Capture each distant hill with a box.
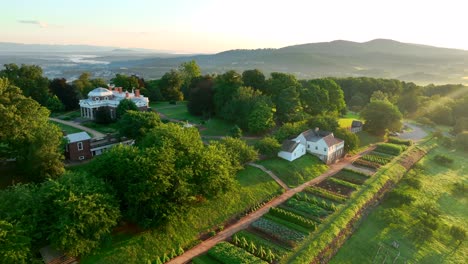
[119,39,468,84]
[0,42,165,53]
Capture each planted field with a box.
[304,186,347,203]
[251,218,306,248]
[332,169,370,185]
[80,166,282,264]
[374,143,405,156]
[258,155,328,188]
[285,198,330,218]
[234,230,291,259]
[316,178,357,197]
[387,136,413,146]
[331,147,468,264]
[207,242,267,264]
[352,158,380,170]
[360,152,393,165]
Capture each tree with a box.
[42,173,120,256]
[309,78,346,114]
[230,125,243,138]
[214,137,258,168]
[455,131,468,152]
[361,100,403,135]
[449,225,466,245]
[334,128,359,152]
[111,74,140,91]
[145,79,164,102]
[116,99,138,119]
[46,95,64,113]
[118,110,161,141]
[160,70,184,102]
[453,117,468,135]
[248,99,275,134]
[179,60,201,97]
[213,70,243,114]
[300,81,329,115]
[0,78,64,180]
[0,220,31,264]
[307,115,339,132]
[242,69,266,90]
[187,75,215,116]
[0,63,50,105]
[265,72,302,123]
[49,78,80,110]
[255,137,281,158]
[95,107,113,124]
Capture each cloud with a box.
[18,20,49,28]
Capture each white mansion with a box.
[79,86,149,119]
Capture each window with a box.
[104,96,108,100]
[324,147,327,151]
[307,144,310,148]
[315,146,318,150]
[78,156,85,160]
[77,142,83,151]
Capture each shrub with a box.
[449,225,466,244]
[374,143,403,155]
[254,137,281,158]
[208,241,267,264]
[433,154,454,166]
[387,189,415,206]
[230,125,243,138]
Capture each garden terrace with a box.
[331,169,370,185]
[316,178,358,197]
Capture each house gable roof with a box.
[281,140,300,153]
[66,132,91,143]
[322,134,344,147]
[300,129,332,142]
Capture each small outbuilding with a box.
[278,139,306,162]
[350,120,363,133]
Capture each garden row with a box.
[192,169,370,263]
[353,140,412,170]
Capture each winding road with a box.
[167,146,376,264]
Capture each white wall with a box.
[278,144,306,162]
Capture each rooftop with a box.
[66,132,91,143]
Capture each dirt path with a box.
[49,118,105,139]
[167,146,376,264]
[399,122,427,142]
[248,163,290,190]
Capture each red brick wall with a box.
[66,140,92,161]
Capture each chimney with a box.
[314,127,319,135]
[135,89,140,97]
[125,91,129,98]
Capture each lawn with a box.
[258,155,328,188]
[356,131,384,149]
[81,166,283,264]
[81,121,119,134]
[330,147,468,264]
[50,121,84,135]
[339,112,361,128]
[200,118,234,136]
[51,110,81,120]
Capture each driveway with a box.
[49,118,105,139]
[399,122,427,142]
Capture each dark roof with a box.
[351,120,363,127]
[300,129,332,142]
[281,140,300,152]
[322,134,344,147]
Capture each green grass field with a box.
[330,147,468,264]
[339,112,361,128]
[258,155,328,188]
[81,121,119,134]
[50,121,84,135]
[81,166,283,264]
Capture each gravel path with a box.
[49,118,105,139]
[167,146,376,264]
[399,123,427,142]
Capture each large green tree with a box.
[265,72,302,123]
[0,78,64,180]
[42,173,120,256]
[300,80,329,115]
[49,78,80,110]
[179,60,201,97]
[242,69,266,90]
[309,78,346,114]
[0,64,50,105]
[117,110,161,141]
[361,100,403,135]
[187,75,215,116]
[0,220,31,264]
[213,70,243,114]
[111,74,140,91]
[159,70,184,102]
[116,99,138,119]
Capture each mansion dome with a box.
[88,87,113,97]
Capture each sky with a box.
[1,0,467,53]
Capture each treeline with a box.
[0,108,259,263]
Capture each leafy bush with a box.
[304,186,347,203]
[254,137,281,158]
[374,143,404,155]
[208,242,267,264]
[433,154,454,166]
[251,218,306,247]
[387,137,413,146]
[269,207,317,229]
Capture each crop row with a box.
[251,218,305,247]
[208,242,267,264]
[304,186,347,203]
[293,193,338,211]
[387,137,413,146]
[374,143,404,156]
[269,207,317,229]
[231,234,278,263]
[285,198,329,218]
[235,230,290,258]
[353,159,381,170]
[360,154,392,165]
[328,177,359,190]
[332,170,370,185]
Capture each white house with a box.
[278,139,307,162]
[79,86,149,120]
[278,128,345,164]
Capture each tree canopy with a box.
[361,100,403,135]
[116,99,138,119]
[118,110,161,141]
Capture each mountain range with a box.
[0,39,467,84]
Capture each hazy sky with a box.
[1,0,466,53]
